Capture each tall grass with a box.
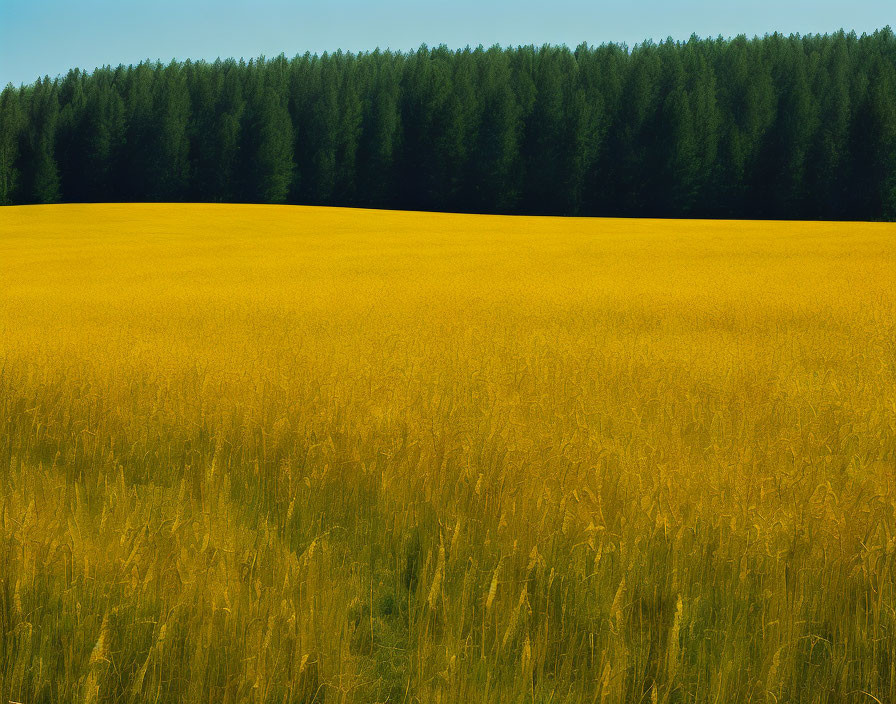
[1,203,894,703]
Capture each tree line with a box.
[1,29,895,219]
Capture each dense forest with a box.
[1,29,895,219]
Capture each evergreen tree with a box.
[334,53,363,204]
[213,61,245,202]
[521,47,569,214]
[660,84,698,214]
[871,29,896,219]
[684,39,721,215]
[565,44,604,216]
[20,77,61,204]
[241,62,294,204]
[471,48,520,213]
[853,37,896,219]
[652,41,697,215]
[3,35,895,220]
[808,31,851,218]
[120,63,156,200]
[614,43,661,215]
[756,36,818,218]
[56,69,88,202]
[397,45,459,211]
[583,43,625,215]
[0,85,22,205]
[188,60,223,201]
[441,47,479,210]
[84,71,126,202]
[356,51,401,208]
[302,54,340,204]
[153,62,191,199]
[716,36,775,216]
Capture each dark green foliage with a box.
[153,62,191,200]
[469,48,520,213]
[355,51,401,208]
[240,58,295,204]
[0,85,23,204]
[3,29,896,219]
[18,77,61,204]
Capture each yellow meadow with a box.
[1,203,894,702]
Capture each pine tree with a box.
[2,37,895,219]
[871,29,896,219]
[862,40,896,219]
[257,88,294,203]
[567,44,605,217]
[661,84,699,215]
[21,77,61,204]
[397,45,456,211]
[120,62,156,201]
[303,54,339,204]
[521,47,568,214]
[716,36,775,216]
[213,61,245,202]
[442,47,479,210]
[683,39,720,216]
[153,61,191,199]
[808,32,851,219]
[56,69,88,202]
[614,42,661,215]
[583,43,625,215]
[334,53,363,204]
[0,85,23,204]
[83,71,126,202]
[356,51,401,208]
[241,62,294,204]
[650,41,695,215]
[471,47,520,213]
[188,60,222,201]
[757,36,818,218]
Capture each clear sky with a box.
[1,0,893,87]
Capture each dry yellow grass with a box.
[0,203,894,703]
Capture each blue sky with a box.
[2,0,893,87]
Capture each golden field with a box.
[0,203,894,703]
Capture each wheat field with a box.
[1,203,894,703]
